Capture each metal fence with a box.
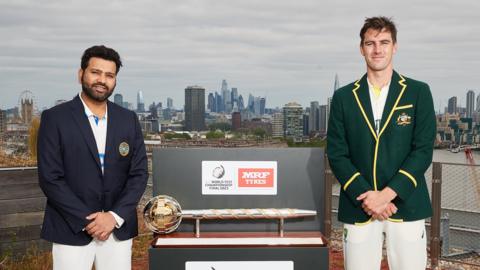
[434,163,480,259]
[325,160,480,269]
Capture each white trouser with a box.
[52,234,132,270]
[343,219,427,270]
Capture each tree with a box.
[206,130,225,139]
[253,128,267,139]
[208,123,231,132]
[163,133,191,140]
[28,117,41,159]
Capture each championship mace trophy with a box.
[143,195,318,238]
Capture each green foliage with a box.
[253,128,267,139]
[28,117,40,159]
[231,132,244,139]
[208,122,231,131]
[206,130,225,139]
[163,133,191,140]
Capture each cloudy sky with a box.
[0,0,479,111]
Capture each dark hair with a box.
[81,45,123,74]
[360,16,397,45]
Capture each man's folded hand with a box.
[85,212,116,241]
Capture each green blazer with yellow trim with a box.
[327,71,436,225]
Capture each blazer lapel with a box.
[352,74,377,140]
[104,101,117,173]
[69,95,102,170]
[378,71,407,137]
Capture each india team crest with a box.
[119,142,130,157]
[396,112,412,126]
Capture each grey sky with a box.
[0,0,479,111]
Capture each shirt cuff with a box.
[109,211,125,228]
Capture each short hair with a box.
[81,45,123,74]
[359,16,397,45]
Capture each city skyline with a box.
[1,1,479,110]
[2,80,480,114]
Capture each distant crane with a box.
[464,147,480,206]
[465,147,475,164]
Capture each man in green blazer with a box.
[327,16,436,270]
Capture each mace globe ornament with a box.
[143,195,183,234]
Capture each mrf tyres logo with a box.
[238,168,274,187]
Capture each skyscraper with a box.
[309,101,320,133]
[221,80,232,113]
[319,105,328,133]
[167,97,173,109]
[303,112,309,136]
[221,79,228,92]
[231,87,238,106]
[272,112,284,138]
[466,90,475,118]
[238,95,245,111]
[114,93,123,107]
[224,90,232,113]
[326,97,332,132]
[185,86,206,131]
[334,74,340,91]
[207,93,216,112]
[327,74,340,133]
[0,109,6,136]
[448,96,457,114]
[259,97,266,115]
[247,94,254,113]
[476,94,480,112]
[215,92,223,113]
[253,97,261,116]
[149,102,158,118]
[283,102,303,141]
[137,91,145,112]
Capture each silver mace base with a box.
[193,217,287,238]
[183,208,316,238]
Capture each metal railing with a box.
[324,160,480,269]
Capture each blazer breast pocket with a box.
[393,104,414,128]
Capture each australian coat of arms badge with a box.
[396,112,412,126]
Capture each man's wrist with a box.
[108,211,125,228]
[381,187,397,202]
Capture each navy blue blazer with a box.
[37,95,148,245]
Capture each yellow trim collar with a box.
[399,169,418,187]
[343,172,361,191]
[352,80,378,141]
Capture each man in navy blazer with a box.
[38,45,148,270]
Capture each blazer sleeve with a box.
[387,83,436,201]
[111,111,148,221]
[327,91,372,206]
[37,109,91,233]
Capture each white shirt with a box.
[78,93,124,228]
[367,79,391,135]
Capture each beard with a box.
[81,77,115,103]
